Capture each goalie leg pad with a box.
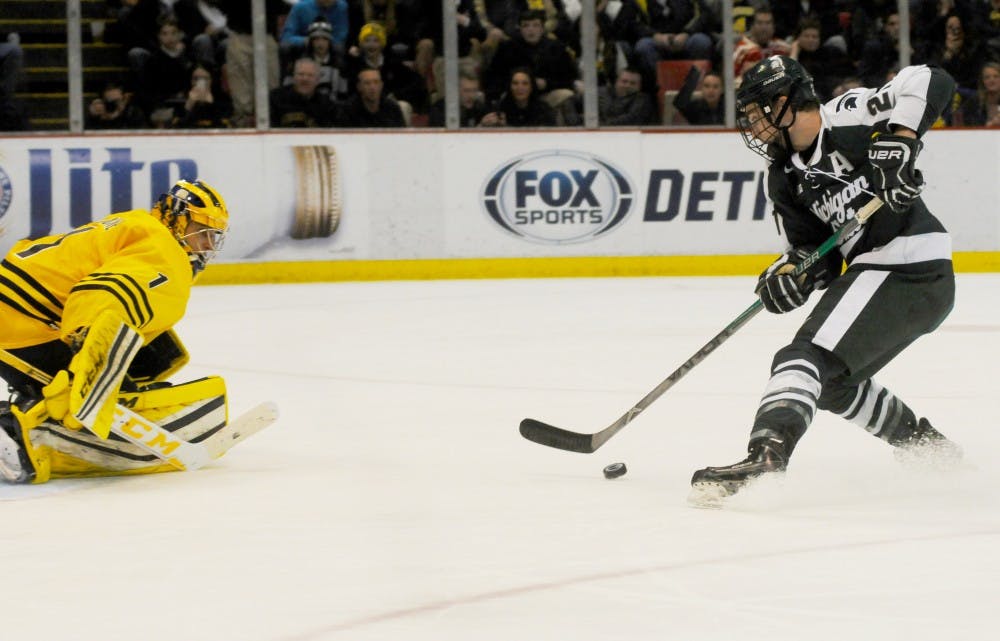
[32,377,228,478]
[119,376,228,441]
[68,310,144,438]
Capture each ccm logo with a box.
[118,414,182,456]
[869,149,904,160]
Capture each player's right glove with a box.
[755,247,835,314]
[868,133,924,213]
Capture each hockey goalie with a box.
[0,179,273,484]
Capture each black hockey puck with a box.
[603,462,627,479]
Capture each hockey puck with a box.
[603,462,627,479]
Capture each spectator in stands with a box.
[280,0,349,61]
[217,0,282,128]
[428,70,491,127]
[595,0,651,71]
[983,0,1000,58]
[916,10,988,92]
[480,66,557,127]
[384,0,428,64]
[770,0,845,50]
[549,0,585,55]
[483,10,578,121]
[171,63,232,128]
[270,57,339,127]
[172,0,229,70]
[957,61,1000,126]
[85,80,147,129]
[337,67,407,127]
[348,0,399,51]
[412,0,486,103]
[598,67,655,126]
[632,0,714,82]
[847,0,895,60]
[913,0,958,53]
[344,22,427,114]
[734,8,791,78]
[673,66,724,125]
[141,15,196,125]
[0,33,27,131]
[299,18,349,101]
[788,17,855,101]
[472,0,521,62]
[856,11,908,87]
[111,0,161,91]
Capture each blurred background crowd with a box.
[0,0,998,132]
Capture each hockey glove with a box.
[868,133,924,213]
[756,247,835,314]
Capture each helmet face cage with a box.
[737,95,793,163]
[157,179,229,269]
[736,56,817,163]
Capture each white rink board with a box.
[0,129,996,263]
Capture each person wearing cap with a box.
[344,21,426,115]
[302,18,348,100]
[280,0,349,60]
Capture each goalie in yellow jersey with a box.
[0,178,232,484]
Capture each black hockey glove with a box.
[756,247,834,314]
[868,133,924,213]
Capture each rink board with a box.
[0,129,996,281]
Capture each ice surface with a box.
[2,274,998,641]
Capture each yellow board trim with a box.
[197,252,1000,285]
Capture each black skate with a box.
[688,438,789,507]
[893,418,963,471]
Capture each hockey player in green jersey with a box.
[690,56,962,504]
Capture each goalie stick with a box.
[519,196,885,454]
[0,348,278,471]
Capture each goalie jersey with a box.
[0,210,194,350]
[768,65,955,273]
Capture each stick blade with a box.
[519,418,596,454]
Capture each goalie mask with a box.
[155,179,229,274]
[736,56,819,163]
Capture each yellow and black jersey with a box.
[0,210,193,349]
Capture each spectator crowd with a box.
[2,0,1000,130]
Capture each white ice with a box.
[2,274,998,641]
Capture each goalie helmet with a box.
[155,179,229,274]
[736,55,819,162]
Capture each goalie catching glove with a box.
[868,133,924,213]
[756,247,838,314]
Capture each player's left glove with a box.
[756,247,836,314]
[868,133,924,213]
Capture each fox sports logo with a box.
[481,150,634,244]
[0,165,11,222]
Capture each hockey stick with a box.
[0,348,278,470]
[520,196,885,454]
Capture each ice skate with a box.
[893,418,964,471]
[688,438,788,507]
[0,409,34,484]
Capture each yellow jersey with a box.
[0,210,193,349]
